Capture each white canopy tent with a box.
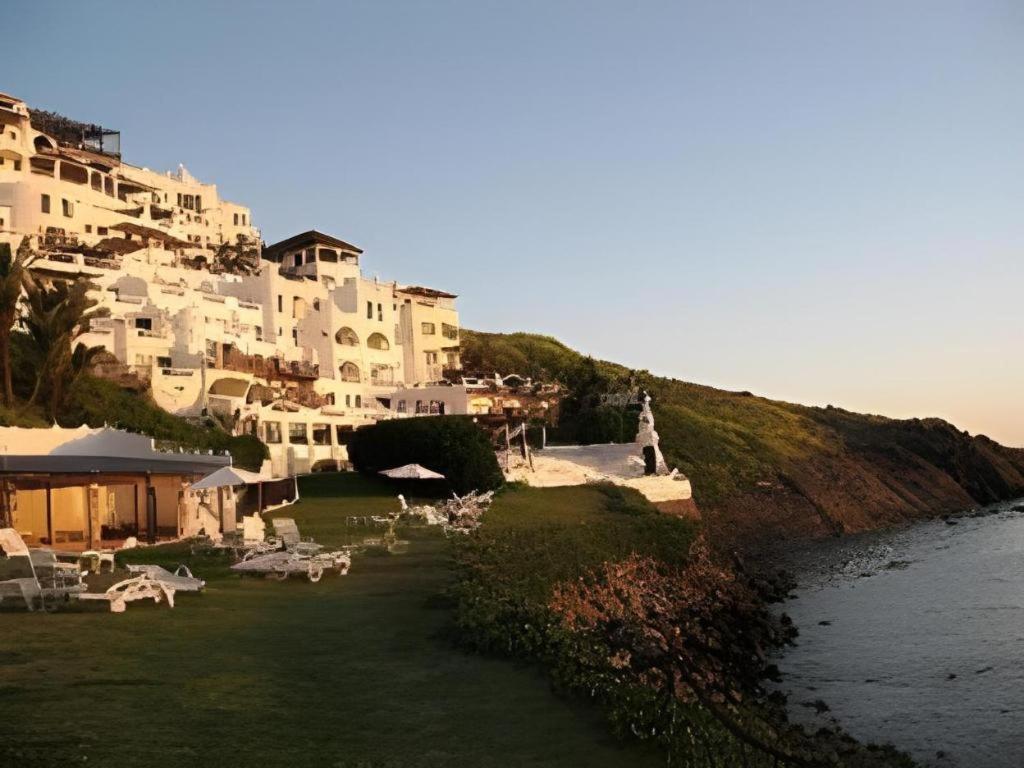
[379,464,446,480]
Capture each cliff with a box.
[461,330,1024,544]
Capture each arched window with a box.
[335,327,359,346]
[339,362,360,382]
[367,332,390,351]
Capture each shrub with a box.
[349,416,503,494]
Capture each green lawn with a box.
[0,474,659,768]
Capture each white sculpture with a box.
[636,392,668,475]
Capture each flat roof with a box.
[398,285,458,300]
[263,230,363,261]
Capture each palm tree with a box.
[0,237,39,407]
[212,234,260,275]
[22,277,108,420]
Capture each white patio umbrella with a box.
[190,465,272,490]
[190,466,280,515]
[379,464,446,480]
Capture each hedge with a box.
[348,416,503,495]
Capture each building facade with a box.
[0,91,464,475]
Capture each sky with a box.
[4,1,1023,445]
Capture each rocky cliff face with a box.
[462,330,1024,546]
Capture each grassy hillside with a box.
[462,330,1024,542]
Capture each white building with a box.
[0,91,466,476]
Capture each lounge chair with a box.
[271,518,323,556]
[125,564,205,592]
[231,549,350,582]
[79,573,176,613]
[0,530,87,611]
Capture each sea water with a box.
[773,499,1024,767]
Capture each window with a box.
[313,299,320,312]
[319,248,338,263]
[377,303,383,321]
[442,323,459,340]
[97,226,108,236]
[339,362,360,382]
[242,214,247,226]
[335,327,358,346]
[366,301,373,319]
[255,325,263,340]
[397,400,407,414]
[288,423,308,444]
[426,352,439,364]
[62,198,73,218]
[104,177,113,196]
[195,195,201,211]
[367,333,390,351]
[13,160,20,171]
[277,295,283,313]
[41,194,50,214]
[156,356,172,369]
[233,213,239,225]
[292,328,298,346]
[311,423,330,445]
[90,172,102,191]
[264,421,282,444]
[421,322,436,335]
[84,224,92,233]
[134,354,153,366]
[345,394,351,407]
[134,317,153,331]
[336,425,355,445]
[355,395,362,408]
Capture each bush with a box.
[349,416,503,495]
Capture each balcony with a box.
[276,358,320,381]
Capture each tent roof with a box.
[190,465,275,490]
[0,425,229,476]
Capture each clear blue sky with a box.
[5,1,1023,445]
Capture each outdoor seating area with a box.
[400,489,495,535]
[0,528,185,613]
[0,504,353,612]
[230,517,352,582]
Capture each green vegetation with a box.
[0,237,268,470]
[0,369,267,472]
[0,239,38,407]
[349,415,504,494]
[0,474,658,768]
[461,330,1024,533]
[451,483,916,767]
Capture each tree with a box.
[349,416,503,494]
[0,237,38,407]
[22,277,108,420]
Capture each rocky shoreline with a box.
[758,496,1024,767]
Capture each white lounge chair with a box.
[0,529,86,611]
[78,573,176,613]
[271,518,323,556]
[231,550,350,582]
[125,564,205,592]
